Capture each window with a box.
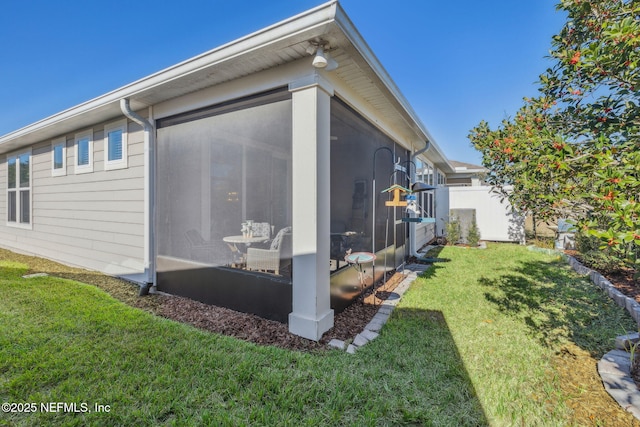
[417,187,434,219]
[74,129,93,174]
[52,137,67,176]
[426,192,434,218]
[104,120,128,170]
[416,163,435,218]
[7,150,31,228]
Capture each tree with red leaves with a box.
[469,0,639,271]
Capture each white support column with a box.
[288,74,334,341]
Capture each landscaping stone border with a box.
[527,245,640,420]
[328,263,431,353]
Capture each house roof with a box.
[0,1,453,173]
[450,160,487,173]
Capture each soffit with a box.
[0,0,452,173]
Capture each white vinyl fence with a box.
[448,186,524,243]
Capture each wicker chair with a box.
[185,229,221,263]
[251,222,271,239]
[246,226,291,275]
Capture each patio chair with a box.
[246,226,291,275]
[185,229,222,263]
[251,222,271,239]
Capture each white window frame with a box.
[51,137,67,176]
[417,162,435,218]
[6,149,33,229]
[74,129,94,174]
[104,119,128,171]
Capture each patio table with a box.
[223,235,269,251]
[223,235,269,268]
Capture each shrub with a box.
[579,250,624,275]
[467,218,481,247]
[575,232,601,253]
[446,217,461,245]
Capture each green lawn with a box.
[0,244,635,426]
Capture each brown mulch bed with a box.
[603,268,640,301]
[565,249,638,301]
[0,244,405,352]
[150,271,405,352]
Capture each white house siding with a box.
[0,120,145,275]
[414,223,436,249]
[435,186,450,238]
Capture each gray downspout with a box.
[409,141,430,258]
[120,98,156,296]
[411,141,430,163]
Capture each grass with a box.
[407,244,636,425]
[0,244,636,426]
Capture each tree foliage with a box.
[469,0,639,269]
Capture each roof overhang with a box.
[0,0,453,172]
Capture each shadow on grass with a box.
[374,306,489,426]
[480,258,635,357]
[413,260,446,280]
[417,245,452,263]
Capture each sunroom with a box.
[149,1,453,340]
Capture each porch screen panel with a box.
[329,98,409,265]
[156,95,292,274]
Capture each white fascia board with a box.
[0,1,340,153]
[332,3,454,172]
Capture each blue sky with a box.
[0,0,566,165]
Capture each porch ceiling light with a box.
[312,46,328,68]
[411,182,437,193]
[307,40,338,70]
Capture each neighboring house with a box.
[0,1,454,340]
[447,160,488,186]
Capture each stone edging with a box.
[527,245,640,420]
[599,349,640,419]
[327,264,430,353]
